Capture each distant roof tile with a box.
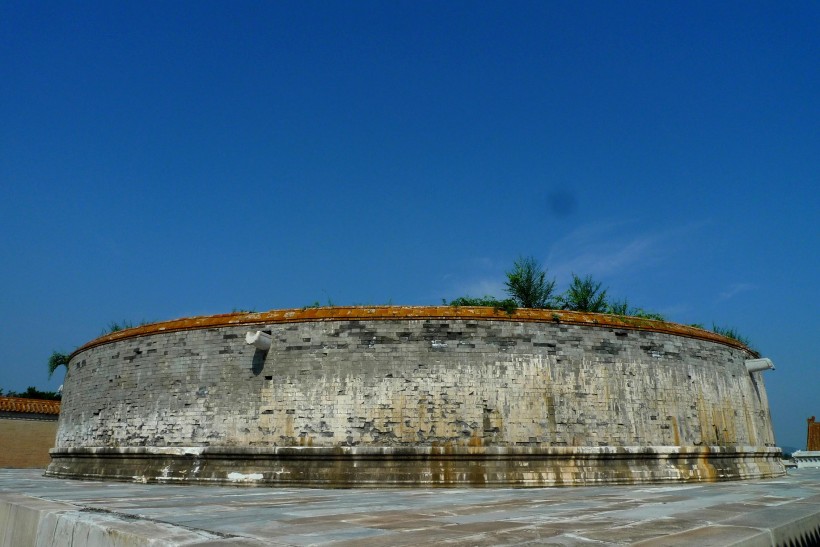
[0,396,61,415]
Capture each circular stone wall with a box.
[46,306,784,486]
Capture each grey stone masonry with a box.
[55,316,776,451]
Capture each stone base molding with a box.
[47,445,785,487]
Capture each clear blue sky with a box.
[1,2,817,452]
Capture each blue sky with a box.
[1,2,817,451]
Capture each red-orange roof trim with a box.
[69,306,757,359]
[0,396,61,415]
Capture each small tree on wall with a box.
[560,274,609,312]
[504,256,557,309]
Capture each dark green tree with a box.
[8,386,62,400]
[504,256,556,309]
[560,274,609,312]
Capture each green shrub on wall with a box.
[47,351,70,378]
[712,324,754,350]
[449,296,517,315]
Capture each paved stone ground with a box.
[2,469,820,546]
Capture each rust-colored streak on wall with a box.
[70,306,755,359]
[0,418,58,468]
[808,417,820,451]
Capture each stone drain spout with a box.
[245,331,272,351]
[745,358,775,373]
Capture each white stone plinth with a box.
[792,451,820,469]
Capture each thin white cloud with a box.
[455,278,507,299]
[545,220,705,284]
[439,257,508,301]
[655,303,692,318]
[718,283,756,301]
[468,256,496,270]
[439,220,708,304]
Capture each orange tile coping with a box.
[0,396,61,415]
[70,306,756,359]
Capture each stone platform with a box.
[2,468,819,546]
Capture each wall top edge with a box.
[69,306,756,359]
